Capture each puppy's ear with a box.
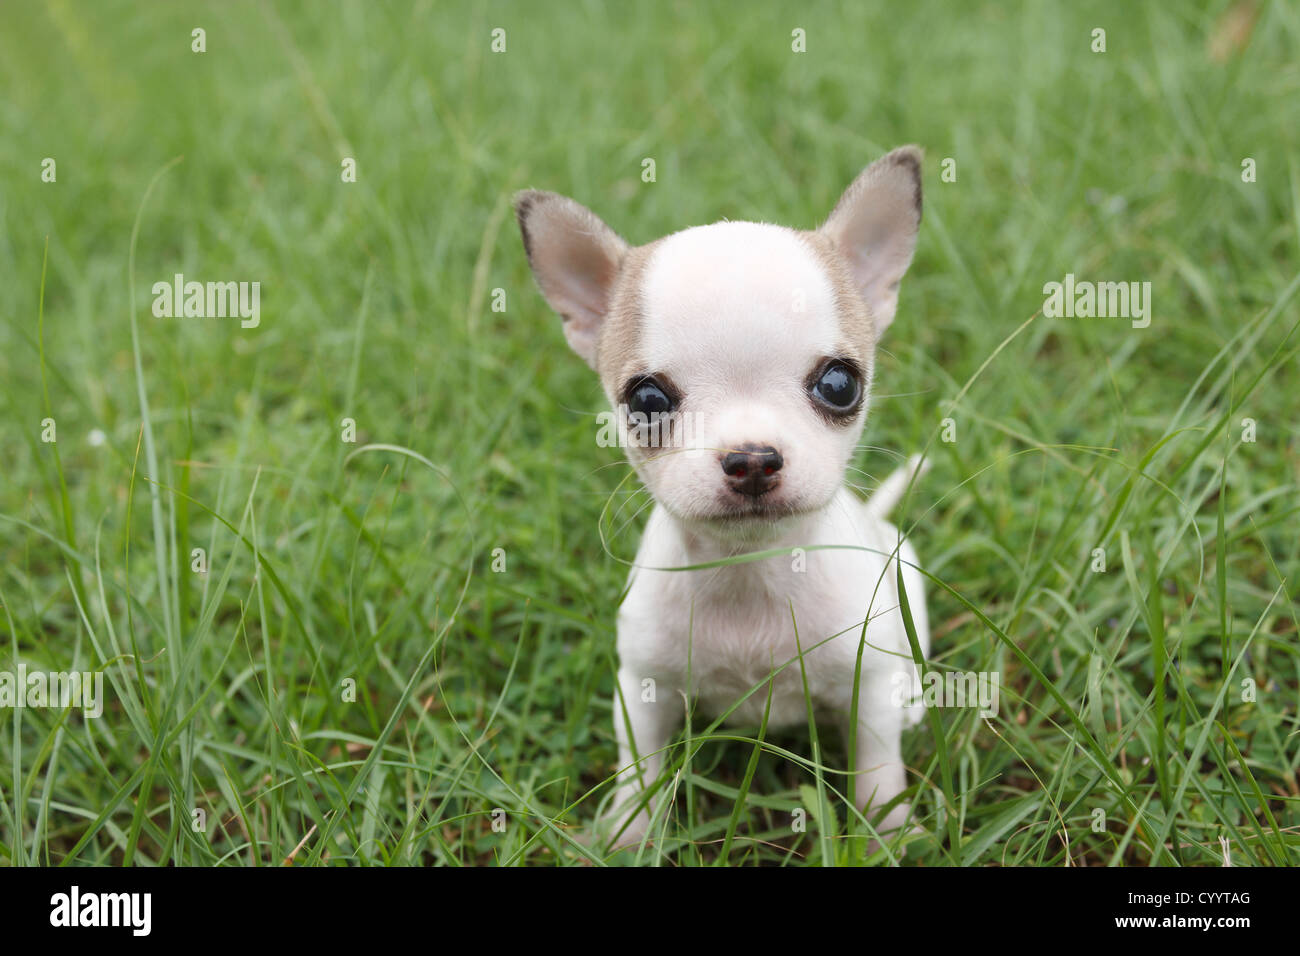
[819,146,922,333]
[515,190,628,368]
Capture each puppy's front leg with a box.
[852,670,914,834]
[606,666,682,847]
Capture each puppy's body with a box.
[516,147,930,846]
[614,488,928,843]
[621,489,927,729]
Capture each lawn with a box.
[1,0,1298,866]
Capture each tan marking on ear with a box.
[596,239,662,399]
[799,230,877,363]
[514,190,628,369]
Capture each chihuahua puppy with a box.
[515,146,929,847]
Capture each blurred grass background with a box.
[1,0,1298,865]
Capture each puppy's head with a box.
[516,147,922,541]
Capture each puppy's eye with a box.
[810,361,861,412]
[628,379,675,417]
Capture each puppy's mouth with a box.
[701,495,807,523]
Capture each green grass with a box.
[2,0,1298,866]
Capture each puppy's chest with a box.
[658,567,853,724]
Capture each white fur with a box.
[609,482,929,845]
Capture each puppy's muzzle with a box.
[720,444,783,497]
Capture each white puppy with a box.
[515,147,930,847]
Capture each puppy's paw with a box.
[597,797,655,851]
[861,802,926,858]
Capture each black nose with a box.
[721,444,783,497]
